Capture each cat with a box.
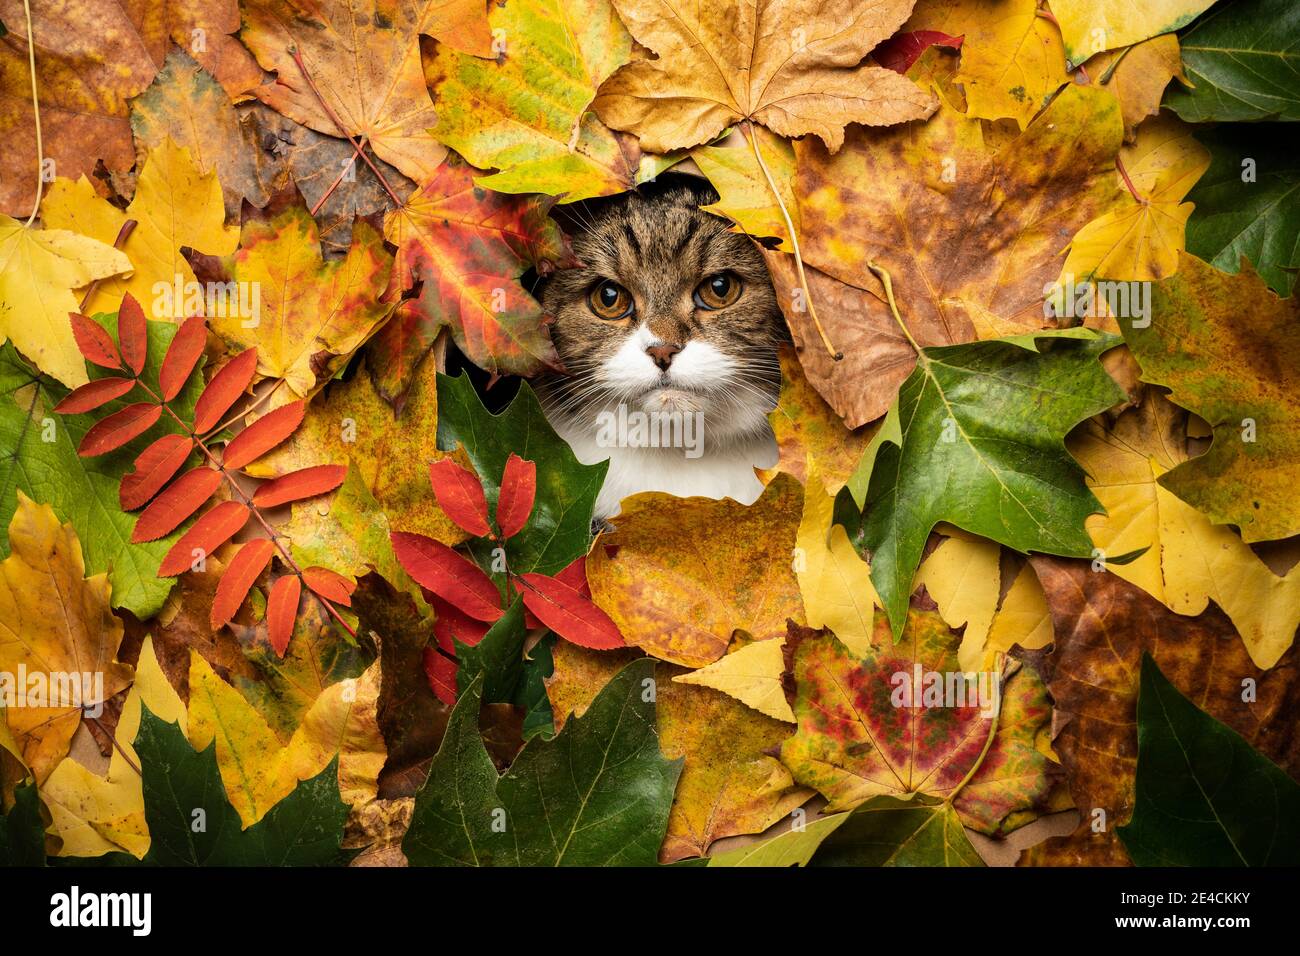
[537,175,786,520]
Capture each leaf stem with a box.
[202,377,286,440]
[132,374,357,640]
[79,220,137,311]
[289,48,404,208]
[20,0,43,226]
[742,121,842,362]
[866,261,923,358]
[946,654,1013,805]
[1115,154,1145,203]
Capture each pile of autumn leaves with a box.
[1,0,1299,867]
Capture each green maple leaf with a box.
[0,313,203,618]
[404,658,682,866]
[0,779,46,867]
[62,707,351,867]
[1183,125,1300,297]
[436,372,607,577]
[847,329,1123,636]
[1118,655,1300,866]
[1162,0,1300,123]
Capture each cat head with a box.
[539,175,785,444]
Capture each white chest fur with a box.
[550,416,778,520]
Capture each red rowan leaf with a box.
[222,400,306,469]
[523,556,590,629]
[53,377,135,414]
[302,566,355,607]
[427,458,491,537]
[69,313,122,369]
[131,467,224,542]
[117,293,148,375]
[210,538,276,630]
[158,500,249,576]
[267,573,302,658]
[253,464,347,508]
[390,531,503,623]
[194,348,259,434]
[873,30,964,74]
[517,572,625,649]
[431,594,490,651]
[158,315,206,401]
[423,645,458,707]
[495,453,536,539]
[120,434,194,510]
[77,402,161,456]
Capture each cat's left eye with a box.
[694,273,742,310]
[588,280,634,320]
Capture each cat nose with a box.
[646,343,682,370]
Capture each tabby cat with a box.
[538,176,786,520]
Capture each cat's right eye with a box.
[588,280,634,320]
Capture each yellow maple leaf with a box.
[187,652,383,827]
[592,0,936,153]
[1071,393,1300,669]
[1059,112,1210,283]
[204,195,394,400]
[41,636,183,859]
[905,0,1070,128]
[40,138,239,322]
[0,493,133,783]
[0,216,131,387]
[795,460,877,657]
[913,534,1001,673]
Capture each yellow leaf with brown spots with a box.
[788,83,1125,427]
[587,474,804,667]
[0,493,132,784]
[546,641,810,862]
[903,0,1070,128]
[40,138,239,322]
[42,636,183,859]
[1058,113,1209,283]
[592,0,936,153]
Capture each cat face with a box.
[540,178,785,443]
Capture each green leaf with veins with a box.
[0,312,203,618]
[436,373,607,577]
[1162,0,1300,122]
[61,706,352,866]
[1183,124,1300,296]
[404,659,681,866]
[1118,655,1300,866]
[847,329,1123,637]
